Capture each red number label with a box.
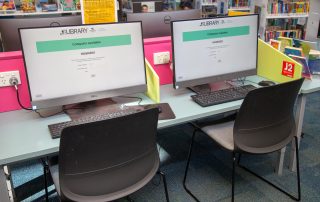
[282,61,295,78]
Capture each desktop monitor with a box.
[19,22,146,109]
[127,9,201,38]
[171,14,259,89]
[132,0,163,13]
[0,15,82,52]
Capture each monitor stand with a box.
[188,81,232,94]
[64,97,137,120]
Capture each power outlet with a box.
[153,51,170,65]
[0,71,21,87]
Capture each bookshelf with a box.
[254,0,311,41]
[228,0,253,11]
[0,0,81,15]
[195,0,228,17]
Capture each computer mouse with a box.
[157,106,162,113]
[258,80,276,87]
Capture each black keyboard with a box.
[191,84,257,107]
[48,109,138,139]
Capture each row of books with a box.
[265,29,302,42]
[267,18,300,30]
[0,0,80,13]
[267,1,309,14]
[269,37,320,79]
[229,0,250,7]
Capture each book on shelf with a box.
[293,38,317,56]
[265,29,302,42]
[60,0,80,11]
[267,1,309,15]
[277,36,293,52]
[308,50,320,75]
[0,0,16,12]
[229,0,250,8]
[284,46,303,56]
[21,0,36,12]
[269,39,281,50]
[289,54,312,79]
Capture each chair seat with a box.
[201,121,235,151]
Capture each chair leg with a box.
[232,152,236,202]
[238,139,301,201]
[183,129,200,202]
[41,158,49,202]
[158,171,170,202]
[294,136,301,201]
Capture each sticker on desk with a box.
[282,61,295,78]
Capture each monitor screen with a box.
[171,14,258,89]
[127,9,201,38]
[19,22,146,109]
[0,15,82,52]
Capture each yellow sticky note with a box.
[80,0,117,24]
[145,59,160,103]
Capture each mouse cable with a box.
[119,96,143,106]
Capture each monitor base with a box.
[188,81,232,94]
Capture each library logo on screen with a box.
[60,27,88,35]
[200,20,219,27]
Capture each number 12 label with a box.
[282,61,295,78]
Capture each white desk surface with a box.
[0,85,241,165]
[1,76,319,166]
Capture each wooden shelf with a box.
[266,13,309,19]
[229,6,250,11]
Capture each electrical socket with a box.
[153,51,170,65]
[0,71,21,87]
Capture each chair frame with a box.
[183,125,301,202]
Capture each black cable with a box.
[15,85,32,111]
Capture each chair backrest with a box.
[58,108,159,201]
[233,78,304,154]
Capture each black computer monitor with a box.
[132,0,163,13]
[0,15,82,52]
[19,22,147,109]
[126,9,201,38]
[171,14,259,89]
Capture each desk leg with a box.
[0,166,10,202]
[289,95,306,171]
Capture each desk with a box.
[0,76,320,201]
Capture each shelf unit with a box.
[228,0,253,11]
[0,10,80,17]
[254,0,311,41]
[195,0,228,17]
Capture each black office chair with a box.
[46,108,169,201]
[183,78,304,202]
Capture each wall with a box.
[0,51,31,113]
[144,36,173,85]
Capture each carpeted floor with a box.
[10,92,320,202]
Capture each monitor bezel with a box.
[19,21,147,109]
[171,14,259,89]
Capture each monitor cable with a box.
[11,77,32,111]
